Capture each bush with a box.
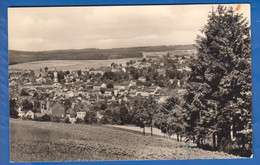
[10,109,19,119]
[10,99,18,118]
[35,114,51,121]
[75,118,83,123]
[41,114,51,121]
[65,117,71,123]
[84,111,97,124]
[107,83,114,88]
[51,116,60,123]
[22,116,33,120]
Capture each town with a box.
[9,49,196,125]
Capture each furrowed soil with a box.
[10,119,241,162]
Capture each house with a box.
[17,106,25,118]
[18,111,25,118]
[76,103,91,120]
[118,98,122,104]
[107,99,113,105]
[96,111,103,121]
[111,96,116,101]
[89,70,104,75]
[101,83,107,89]
[70,117,77,123]
[52,83,61,88]
[36,77,44,84]
[66,107,77,118]
[113,89,118,96]
[138,92,149,97]
[35,112,44,118]
[66,91,74,97]
[24,110,35,119]
[9,72,20,80]
[51,102,66,118]
[147,86,157,95]
[177,66,192,72]
[177,89,187,95]
[121,81,130,88]
[122,68,126,73]
[93,84,101,90]
[104,90,113,97]
[65,105,77,123]
[114,82,129,90]
[128,81,137,87]
[76,111,86,120]
[129,90,137,97]
[157,69,166,76]
[138,77,146,82]
[123,96,128,102]
[40,100,51,115]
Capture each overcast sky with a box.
[8,4,250,51]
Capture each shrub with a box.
[84,111,97,124]
[65,117,71,123]
[10,99,18,118]
[35,114,51,121]
[75,118,83,123]
[41,114,51,121]
[22,116,33,120]
[51,116,60,123]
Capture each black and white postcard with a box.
[8,4,252,162]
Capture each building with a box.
[76,111,86,120]
[138,77,146,82]
[24,110,35,119]
[54,71,58,83]
[40,100,51,115]
[51,102,65,118]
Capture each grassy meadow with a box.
[10,119,241,162]
[9,59,139,71]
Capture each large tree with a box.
[10,99,18,118]
[185,5,251,152]
[155,96,188,141]
[134,97,157,136]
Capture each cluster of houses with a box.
[9,51,194,123]
[16,100,95,123]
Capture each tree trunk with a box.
[230,124,234,141]
[177,134,179,142]
[213,133,216,149]
[143,127,145,135]
[151,126,153,136]
[217,133,222,150]
[242,135,246,150]
[197,137,201,148]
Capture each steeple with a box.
[54,68,58,83]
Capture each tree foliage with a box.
[10,99,18,118]
[134,97,157,135]
[184,5,251,152]
[22,99,34,111]
[155,96,188,140]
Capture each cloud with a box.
[8,4,250,51]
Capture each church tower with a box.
[54,69,58,83]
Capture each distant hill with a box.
[9,45,195,65]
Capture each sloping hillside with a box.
[9,45,195,65]
[10,119,240,162]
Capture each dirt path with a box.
[105,124,178,139]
